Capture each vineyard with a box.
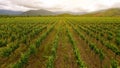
[0,17,120,68]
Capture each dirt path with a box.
[79,25,120,67]
[68,23,101,68]
[26,21,59,68]
[54,20,78,68]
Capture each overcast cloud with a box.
[0,0,120,12]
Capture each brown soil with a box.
[0,24,47,68]
[26,22,58,68]
[54,21,78,68]
[69,24,101,68]
[78,25,120,67]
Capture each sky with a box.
[0,0,120,12]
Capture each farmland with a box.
[0,17,120,68]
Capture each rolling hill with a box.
[0,8,120,17]
[22,9,56,16]
[81,8,120,17]
[20,8,120,16]
[22,9,86,16]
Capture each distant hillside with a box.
[21,8,120,16]
[22,9,86,16]
[81,8,120,17]
[55,11,86,15]
[22,9,58,16]
[0,9,23,15]
[1,8,120,17]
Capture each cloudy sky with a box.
[0,0,120,12]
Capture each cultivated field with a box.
[0,17,120,68]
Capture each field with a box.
[0,17,120,68]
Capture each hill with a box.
[0,8,120,17]
[22,9,56,16]
[81,8,120,17]
[22,9,86,16]
[21,8,120,16]
[0,9,23,15]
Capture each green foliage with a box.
[11,19,56,68]
[0,47,12,57]
[12,52,30,68]
[35,39,41,47]
[46,33,59,68]
[107,34,113,40]
[29,44,37,54]
[99,50,105,61]
[20,52,30,64]
[36,24,55,48]
[10,35,16,42]
[0,42,19,57]
[21,36,27,44]
[104,42,119,55]
[89,43,100,54]
[46,56,54,68]
[67,28,86,68]
[0,17,119,68]
[12,44,37,68]
[100,33,104,37]
[111,59,118,68]
[115,38,120,45]
[0,40,7,47]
